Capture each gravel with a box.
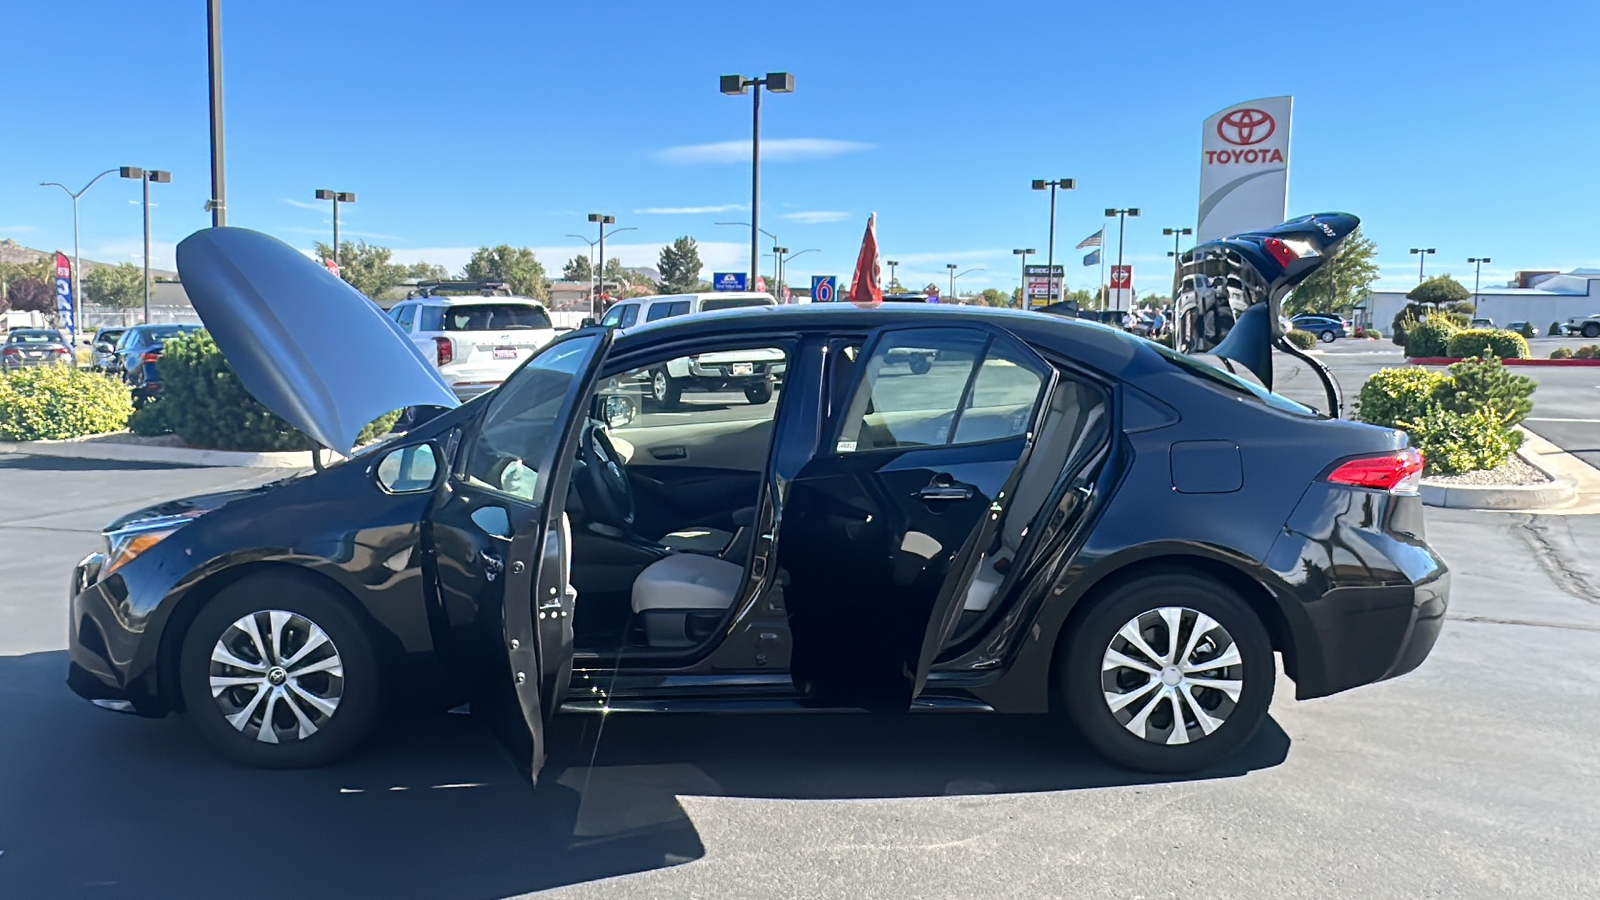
[1423,453,1551,486]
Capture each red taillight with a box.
[434,336,454,366]
[2,348,19,357]
[1325,448,1425,493]
[141,351,161,364]
[1262,238,1300,269]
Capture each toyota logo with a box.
[1217,108,1275,146]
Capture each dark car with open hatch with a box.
[67,214,1447,782]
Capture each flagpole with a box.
[1098,229,1107,309]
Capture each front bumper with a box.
[67,551,169,717]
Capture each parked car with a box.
[594,291,775,330]
[68,218,1447,782]
[1,328,74,369]
[1560,313,1600,338]
[1289,314,1347,343]
[1469,317,1494,329]
[87,327,127,372]
[387,283,558,402]
[1506,321,1534,336]
[598,292,782,403]
[107,324,205,402]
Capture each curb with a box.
[1406,357,1600,367]
[0,436,337,469]
[1418,427,1594,511]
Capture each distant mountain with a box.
[0,237,179,280]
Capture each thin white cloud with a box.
[783,211,850,224]
[656,138,873,165]
[2,224,37,234]
[281,198,325,211]
[635,204,747,215]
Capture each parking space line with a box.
[1526,417,1600,423]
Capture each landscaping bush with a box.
[133,331,400,451]
[1515,322,1537,339]
[1436,355,1534,428]
[1444,328,1530,360]
[1551,347,1574,359]
[1404,318,1458,358]
[1285,329,1318,350]
[1575,345,1599,360]
[0,366,134,441]
[1548,322,1563,336]
[1444,311,1472,328]
[1390,311,1416,348]
[1398,406,1519,476]
[1360,328,1383,339]
[1356,367,1448,429]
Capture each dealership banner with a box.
[1024,264,1064,307]
[1109,264,1134,310]
[1197,96,1292,243]
[54,252,75,338]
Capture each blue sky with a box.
[5,0,1597,301]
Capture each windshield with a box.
[441,303,553,331]
[7,331,63,344]
[141,325,202,343]
[701,297,773,312]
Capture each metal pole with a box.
[142,175,151,323]
[1115,212,1127,312]
[206,0,226,227]
[1045,185,1056,302]
[71,193,82,342]
[1418,254,1425,283]
[596,221,606,318]
[332,197,340,265]
[750,82,761,284]
[1019,252,1028,309]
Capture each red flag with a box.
[848,214,882,308]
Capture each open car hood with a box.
[176,228,459,453]
[1172,212,1360,388]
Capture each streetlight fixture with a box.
[1468,256,1492,305]
[774,247,819,300]
[568,226,637,302]
[313,189,357,265]
[1031,178,1075,303]
[587,214,616,315]
[40,168,119,340]
[1410,247,1436,283]
[1013,248,1035,309]
[947,265,985,302]
[120,167,171,323]
[1162,226,1192,298]
[719,72,795,283]
[885,259,900,290]
[1105,207,1141,311]
[716,221,778,287]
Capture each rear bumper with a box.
[1295,572,1448,699]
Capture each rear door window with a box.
[394,305,416,331]
[417,306,444,332]
[645,300,690,322]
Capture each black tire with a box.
[744,382,773,405]
[1584,323,1600,339]
[650,368,681,409]
[179,573,382,769]
[1061,571,1274,773]
[1319,329,1336,343]
[908,355,933,375]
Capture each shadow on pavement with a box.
[0,650,1288,899]
[0,455,210,472]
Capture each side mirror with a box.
[95,342,114,353]
[580,317,598,328]
[375,443,441,493]
[602,394,637,428]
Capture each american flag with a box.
[1076,229,1104,249]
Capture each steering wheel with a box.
[575,420,635,530]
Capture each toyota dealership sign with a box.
[1197,96,1292,242]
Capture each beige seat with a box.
[659,527,734,555]
[631,552,743,613]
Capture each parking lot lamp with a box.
[313,190,356,265]
[1105,207,1141,310]
[40,168,119,338]
[720,72,794,283]
[120,167,171,323]
[588,214,616,315]
[1031,179,1075,302]
[1467,257,1492,306]
[885,260,899,290]
[1013,248,1035,308]
[1410,247,1436,283]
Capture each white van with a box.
[593,292,781,407]
[593,291,775,330]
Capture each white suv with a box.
[595,292,783,407]
[387,283,557,400]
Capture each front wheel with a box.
[744,382,773,404]
[1320,330,1336,343]
[908,355,933,375]
[179,574,382,769]
[1060,572,1274,773]
[650,368,682,409]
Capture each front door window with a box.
[462,335,600,501]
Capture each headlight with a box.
[102,512,206,577]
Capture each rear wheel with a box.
[908,355,933,375]
[651,368,681,409]
[744,382,773,404]
[179,574,382,769]
[1584,322,1600,339]
[1319,329,1336,343]
[1061,572,1274,773]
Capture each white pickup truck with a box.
[648,347,786,407]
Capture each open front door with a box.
[427,331,611,784]
[777,324,1055,709]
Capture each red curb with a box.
[1406,357,1600,367]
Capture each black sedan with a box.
[2,328,74,369]
[67,215,1448,781]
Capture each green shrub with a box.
[1356,367,1449,429]
[1399,406,1519,475]
[1515,322,1537,339]
[1551,347,1574,359]
[1391,311,1416,348]
[1359,328,1383,339]
[1436,355,1534,428]
[0,367,134,441]
[1445,328,1530,360]
[1548,322,1563,336]
[135,331,400,451]
[1444,311,1472,328]
[1446,301,1476,315]
[1576,345,1599,360]
[1285,329,1318,350]
[1404,318,1458,358]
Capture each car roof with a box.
[407,296,546,307]
[631,292,774,304]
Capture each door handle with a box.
[916,483,973,501]
[480,550,504,581]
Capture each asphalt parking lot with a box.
[2,369,1598,898]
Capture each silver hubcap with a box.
[653,372,668,399]
[208,610,344,745]
[1101,607,1244,746]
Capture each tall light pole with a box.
[120,167,171,324]
[1031,178,1075,302]
[1013,248,1035,308]
[206,0,227,227]
[588,214,615,315]
[1105,207,1141,311]
[947,266,985,302]
[720,72,794,283]
[885,259,899,290]
[1162,227,1192,302]
[40,168,119,337]
[1468,256,1492,306]
[1410,247,1436,283]
[313,189,356,265]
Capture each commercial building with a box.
[1359,269,1600,332]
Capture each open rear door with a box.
[776,324,1055,709]
[428,331,611,784]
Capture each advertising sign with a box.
[1197,96,1292,243]
[712,272,748,292]
[53,252,75,339]
[1109,265,1134,310]
[811,275,836,303]
[1023,264,1065,308]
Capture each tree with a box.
[5,278,55,313]
[83,262,146,310]
[978,288,1012,307]
[1406,273,1471,306]
[1283,227,1379,315]
[462,245,550,301]
[314,241,407,300]
[562,254,593,282]
[405,261,451,282]
[656,237,703,294]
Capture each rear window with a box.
[440,303,552,331]
[645,300,691,322]
[8,331,63,344]
[701,297,773,312]
[143,325,202,343]
[1148,341,1320,418]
